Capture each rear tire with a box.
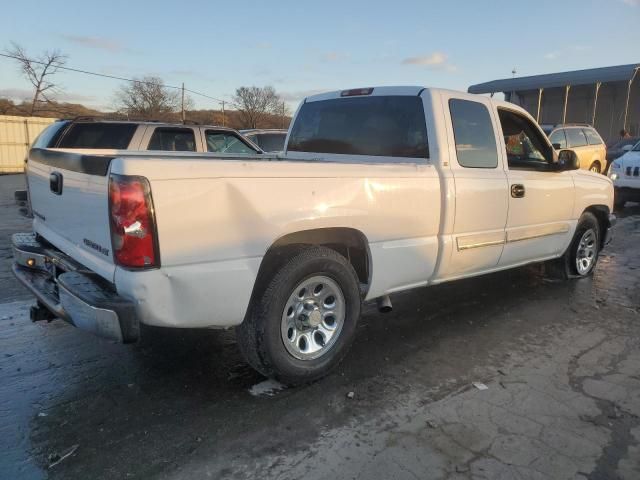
[546,212,601,279]
[236,246,361,385]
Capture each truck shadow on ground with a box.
[27,258,602,478]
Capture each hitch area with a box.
[30,302,56,323]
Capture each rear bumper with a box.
[12,233,139,343]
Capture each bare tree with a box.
[5,43,67,116]
[114,76,192,120]
[232,86,282,128]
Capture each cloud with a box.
[622,0,638,6]
[0,87,95,103]
[279,89,326,103]
[321,52,350,62]
[401,52,456,71]
[60,35,126,53]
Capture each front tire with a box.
[236,246,361,385]
[546,212,601,279]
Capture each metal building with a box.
[468,63,640,142]
[0,115,57,173]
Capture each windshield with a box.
[633,140,640,152]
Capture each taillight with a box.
[108,174,159,268]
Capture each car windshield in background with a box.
[288,96,428,159]
[57,123,137,149]
[255,133,286,152]
[633,141,640,151]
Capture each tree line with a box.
[1,43,291,129]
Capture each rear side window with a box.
[148,128,196,152]
[449,99,498,168]
[32,121,70,148]
[205,131,256,154]
[549,129,567,148]
[565,128,587,148]
[583,128,603,145]
[255,133,286,152]
[57,123,136,149]
[287,96,428,160]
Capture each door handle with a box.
[511,184,525,198]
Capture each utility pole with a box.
[181,82,185,124]
[221,101,225,127]
[281,101,285,129]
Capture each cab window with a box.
[497,109,552,170]
[449,99,498,168]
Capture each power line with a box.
[0,52,228,104]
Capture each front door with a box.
[496,108,575,267]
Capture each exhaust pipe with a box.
[376,295,392,313]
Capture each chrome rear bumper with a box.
[12,233,139,343]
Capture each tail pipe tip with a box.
[376,295,392,313]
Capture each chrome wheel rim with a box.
[590,164,600,173]
[281,275,345,360]
[576,228,597,275]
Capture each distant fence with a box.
[0,115,58,173]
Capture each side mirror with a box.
[557,150,580,171]
[552,143,562,150]
[622,144,634,152]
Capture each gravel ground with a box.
[0,173,639,479]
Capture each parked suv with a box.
[542,124,606,173]
[17,118,263,215]
[31,118,263,154]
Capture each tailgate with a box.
[26,148,116,282]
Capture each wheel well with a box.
[584,205,609,248]
[252,228,371,301]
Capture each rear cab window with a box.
[287,95,428,162]
[57,123,137,149]
[147,128,196,151]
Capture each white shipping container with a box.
[0,115,58,173]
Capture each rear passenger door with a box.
[442,94,509,277]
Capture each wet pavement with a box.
[1,173,639,479]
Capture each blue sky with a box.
[1,0,638,111]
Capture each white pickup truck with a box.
[13,86,615,384]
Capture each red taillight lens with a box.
[108,174,159,268]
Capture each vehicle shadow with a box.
[28,259,596,479]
